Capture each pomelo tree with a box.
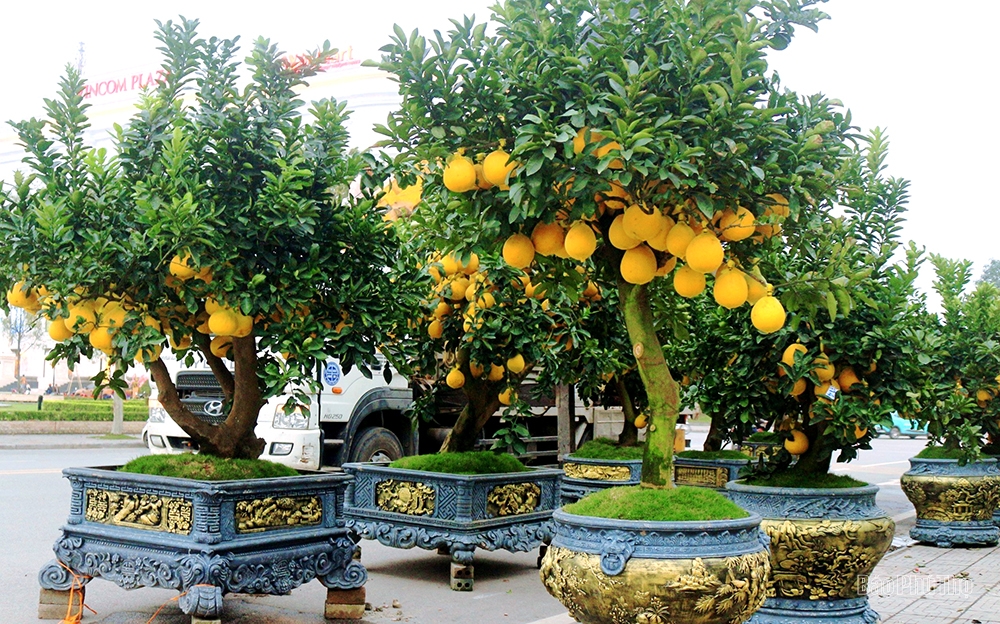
[672,132,932,475]
[373,0,852,486]
[0,18,413,459]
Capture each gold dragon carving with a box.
[674,466,729,488]
[540,546,770,624]
[761,517,895,600]
[487,482,541,517]
[375,479,436,515]
[235,496,323,533]
[85,489,192,534]
[900,475,1000,522]
[564,463,632,482]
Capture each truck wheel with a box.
[349,427,404,463]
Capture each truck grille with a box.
[175,372,227,425]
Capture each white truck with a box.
[143,354,415,470]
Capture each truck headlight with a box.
[270,442,294,456]
[148,401,168,423]
[273,407,309,430]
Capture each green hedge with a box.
[0,399,149,422]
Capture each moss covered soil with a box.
[915,446,967,460]
[389,451,529,474]
[121,454,299,481]
[564,485,749,522]
[572,438,644,461]
[676,449,750,460]
[742,470,866,489]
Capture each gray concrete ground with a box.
[4,429,1000,623]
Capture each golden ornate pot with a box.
[560,455,642,504]
[900,456,1000,547]
[725,481,894,624]
[540,506,770,624]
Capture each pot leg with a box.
[38,559,91,620]
[178,584,223,618]
[450,547,475,591]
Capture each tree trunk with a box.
[704,413,724,451]
[794,419,833,475]
[111,392,124,435]
[440,348,504,453]
[615,375,639,447]
[148,335,264,459]
[619,281,680,488]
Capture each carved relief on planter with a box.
[673,465,729,488]
[375,479,436,516]
[235,496,323,533]
[564,463,632,482]
[900,457,1000,547]
[85,489,192,534]
[487,482,541,517]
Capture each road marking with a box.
[0,468,62,476]
[877,480,900,487]
[832,460,910,470]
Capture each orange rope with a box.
[145,585,214,624]
[55,561,94,624]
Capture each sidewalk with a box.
[533,542,1000,624]
[0,433,145,450]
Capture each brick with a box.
[326,587,366,605]
[191,619,221,624]
[324,603,365,620]
[38,587,85,605]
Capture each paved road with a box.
[1,436,923,623]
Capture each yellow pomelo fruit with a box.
[782,343,808,367]
[205,298,225,315]
[469,361,485,378]
[499,388,514,405]
[478,292,496,309]
[169,254,197,280]
[482,149,518,186]
[646,215,676,252]
[488,364,505,382]
[765,193,790,217]
[209,336,232,358]
[838,367,860,392]
[195,266,213,283]
[813,355,836,382]
[622,204,665,242]
[473,163,494,190]
[815,379,841,403]
[443,155,477,193]
[596,181,631,212]
[100,302,127,331]
[751,295,786,334]
[789,378,807,396]
[441,254,460,276]
[655,256,678,277]
[685,231,724,274]
[461,253,480,275]
[89,327,115,352]
[634,414,648,429]
[448,277,470,302]
[6,281,37,308]
[66,301,98,333]
[620,245,657,285]
[583,281,600,298]
[744,274,768,305]
[506,353,526,374]
[976,388,994,403]
[713,269,749,309]
[609,215,641,250]
[502,234,535,269]
[673,265,706,298]
[595,139,623,169]
[135,343,164,363]
[564,222,597,261]
[446,367,466,389]
[428,319,444,339]
[465,280,479,302]
[531,222,566,256]
[433,301,453,319]
[784,430,809,455]
[232,313,254,338]
[169,333,192,351]
[208,309,239,336]
[48,319,74,342]
[719,207,756,242]
[665,221,696,258]
[854,424,868,440]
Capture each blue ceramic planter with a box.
[900,456,1000,547]
[673,455,749,491]
[541,504,770,624]
[38,466,365,619]
[726,481,894,624]
[559,454,642,504]
[342,462,562,590]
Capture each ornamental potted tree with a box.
[0,19,407,620]
[679,133,924,623]
[370,0,856,621]
[899,256,1000,547]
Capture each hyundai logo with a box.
[203,400,225,417]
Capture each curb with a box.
[0,421,145,435]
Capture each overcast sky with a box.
[0,0,995,305]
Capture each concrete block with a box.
[450,561,474,591]
[325,587,366,620]
[38,587,85,620]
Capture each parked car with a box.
[874,412,928,439]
